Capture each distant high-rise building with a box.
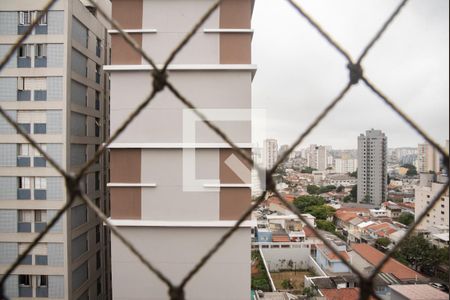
[278,144,290,159]
[307,145,328,171]
[417,143,441,173]
[264,139,278,170]
[415,173,449,230]
[0,1,111,299]
[335,158,358,174]
[357,129,387,205]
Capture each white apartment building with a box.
[415,173,449,230]
[106,0,255,299]
[307,144,328,171]
[357,129,387,206]
[335,158,358,174]
[0,1,111,299]
[264,139,278,170]
[417,143,441,173]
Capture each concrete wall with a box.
[260,246,311,272]
[111,226,250,300]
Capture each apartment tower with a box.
[263,139,278,170]
[415,173,449,230]
[0,1,111,299]
[106,0,255,299]
[417,143,441,173]
[357,129,387,206]
[307,144,328,171]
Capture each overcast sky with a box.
[251,0,449,150]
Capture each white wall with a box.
[261,246,310,272]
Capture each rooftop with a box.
[320,288,360,300]
[389,284,448,300]
[351,244,425,281]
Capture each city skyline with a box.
[252,0,449,149]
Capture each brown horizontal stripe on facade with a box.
[220,0,252,29]
[220,187,251,220]
[110,149,141,183]
[220,148,252,184]
[111,0,143,64]
[220,34,252,64]
[111,187,141,220]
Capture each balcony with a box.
[17,157,31,167]
[35,25,48,35]
[17,25,30,35]
[34,189,47,200]
[35,57,47,68]
[19,255,32,265]
[34,157,46,167]
[19,286,33,298]
[35,255,48,266]
[18,222,32,233]
[34,222,47,233]
[18,189,31,200]
[17,90,31,101]
[36,287,48,297]
[18,123,31,134]
[33,124,47,134]
[18,56,31,68]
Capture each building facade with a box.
[357,129,387,206]
[0,0,111,299]
[307,144,328,171]
[334,158,357,174]
[263,139,278,170]
[415,173,449,230]
[417,143,441,173]
[106,0,255,299]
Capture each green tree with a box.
[293,195,325,211]
[375,237,391,248]
[281,279,293,290]
[350,185,357,199]
[349,170,358,178]
[306,205,336,220]
[398,212,414,226]
[336,185,345,193]
[316,220,336,233]
[307,185,321,195]
[402,164,418,176]
[303,286,318,297]
[394,235,443,274]
[319,185,337,194]
[301,167,317,174]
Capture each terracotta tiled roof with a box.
[317,245,350,262]
[335,212,358,223]
[351,243,425,281]
[272,235,290,242]
[336,207,370,213]
[321,288,360,300]
[303,226,318,237]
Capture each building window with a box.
[35,177,47,190]
[96,251,101,269]
[18,45,31,58]
[38,275,48,287]
[35,11,48,25]
[96,225,101,243]
[36,44,47,57]
[19,12,31,25]
[19,177,31,189]
[35,210,47,223]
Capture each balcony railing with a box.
[17,25,30,35]
[36,287,48,297]
[35,25,48,35]
[34,157,46,167]
[18,123,31,134]
[19,286,33,298]
[33,124,47,134]
[34,90,47,101]
[19,255,32,265]
[18,57,31,68]
[17,90,31,101]
[17,157,31,167]
[17,189,31,200]
[35,57,47,68]
[34,189,47,200]
[34,222,47,232]
[35,255,48,266]
[18,222,32,233]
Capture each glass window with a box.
[19,144,30,156]
[18,210,33,222]
[36,11,48,25]
[36,44,47,57]
[37,275,48,287]
[19,275,32,286]
[35,177,47,190]
[19,11,31,25]
[19,177,31,189]
[18,45,31,58]
[35,210,47,222]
